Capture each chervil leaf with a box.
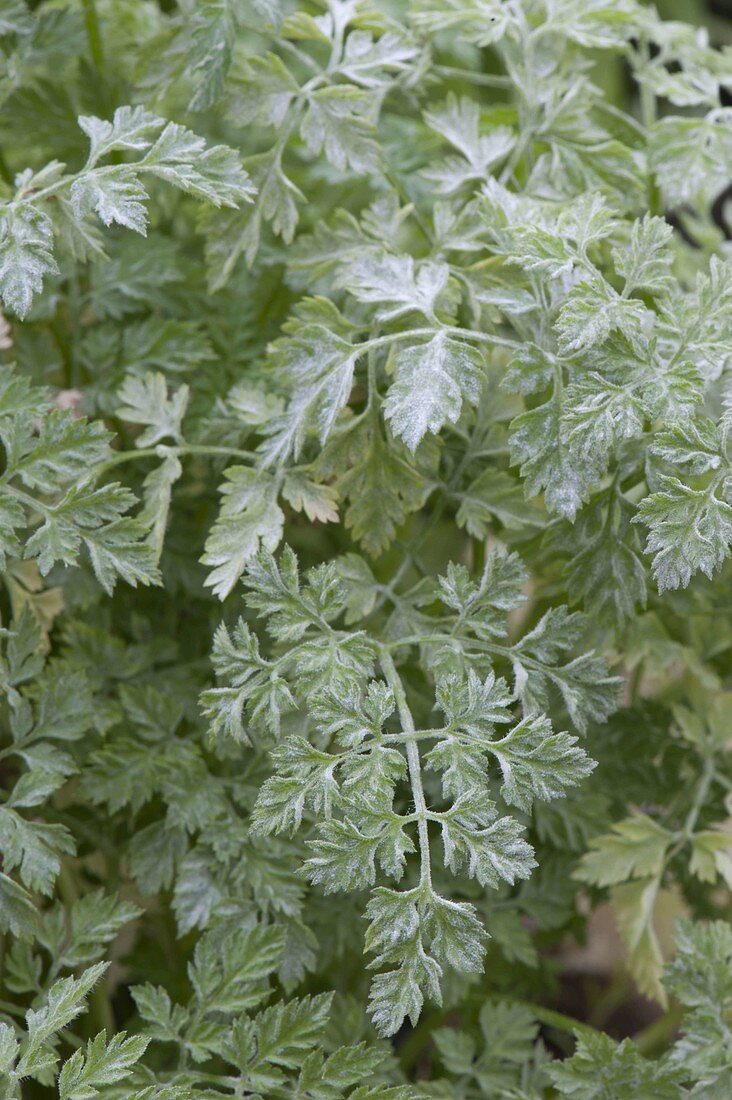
[117,373,189,447]
[439,797,536,888]
[253,993,332,1068]
[489,714,595,813]
[142,122,255,206]
[548,1032,684,1098]
[4,2,732,1088]
[509,391,594,520]
[555,279,648,356]
[575,814,673,887]
[229,53,299,127]
[0,872,39,939]
[412,0,511,44]
[200,618,294,741]
[79,105,162,164]
[456,468,542,537]
[635,475,732,591]
[650,110,732,207]
[384,333,484,452]
[612,214,674,297]
[261,300,359,463]
[0,206,59,317]
[301,86,380,174]
[201,468,284,599]
[70,171,150,235]
[423,94,514,194]
[17,964,108,1078]
[317,411,428,556]
[339,251,456,323]
[58,1032,149,1100]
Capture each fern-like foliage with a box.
[1,0,732,1096]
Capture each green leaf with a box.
[70,170,150,235]
[510,607,621,732]
[201,468,284,599]
[0,871,39,939]
[439,797,536,888]
[489,714,595,813]
[78,105,162,164]
[456,468,542,537]
[177,0,237,112]
[562,491,647,630]
[83,516,162,595]
[650,110,732,207]
[0,805,74,894]
[0,206,59,317]
[17,964,108,1078]
[116,372,189,446]
[555,279,648,356]
[423,94,514,194]
[25,483,130,571]
[412,0,511,45]
[384,333,484,452]
[200,618,294,741]
[229,52,299,127]
[58,1031,149,1100]
[548,1031,684,1098]
[509,391,593,520]
[575,813,673,887]
[650,419,723,476]
[261,300,359,463]
[301,86,380,174]
[437,551,527,637]
[142,122,255,207]
[635,475,732,591]
[339,251,456,322]
[317,412,428,557]
[9,413,110,493]
[253,992,333,1068]
[612,214,674,297]
[140,452,183,560]
[0,1021,19,1076]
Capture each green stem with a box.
[637,38,661,216]
[82,0,104,70]
[665,753,717,864]
[0,999,25,1019]
[433,64,511,88]
[638,48,656,131]
[0,148,13,186]
[361,326,518,357]
[634,1005,684,1056]
[94,442,258,475]
[379,648,432,890]
[525,1002,602,1040]
[88,976,116,1038]
[473,536,486,575]
[681,754,716,841]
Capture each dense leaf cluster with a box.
[1,0,732,1096]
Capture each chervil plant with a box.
[1,0,732,1095]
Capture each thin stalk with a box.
[664,754,718,864]
[634,1005,684,1056]
[434,65,512,88]
[379,648,432,890]
[0,148,13,186]
[94,442,259,475]
[638,42,657,131]
[82,0,104,70]
[681,754,716,841]
[360,326,519,356]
